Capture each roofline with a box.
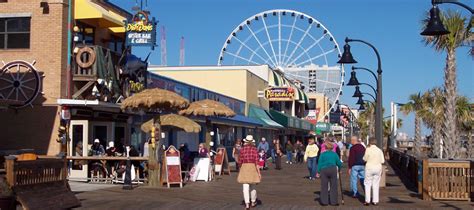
[93,0,133,18]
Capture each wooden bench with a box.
[4,155,80,210]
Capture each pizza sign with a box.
[264,87,295,101]
[125,11,157,48]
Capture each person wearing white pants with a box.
[243,184,257,205]
[363,137,385,206]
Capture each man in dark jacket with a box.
[348,136,366,198]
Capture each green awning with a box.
[268,109,312,131]
[248,105,284,129]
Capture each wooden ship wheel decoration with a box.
[0,60,41,108]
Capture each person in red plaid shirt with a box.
[237,135,261,209]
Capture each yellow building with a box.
[148,65,314,143]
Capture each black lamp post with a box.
[338,37,383,148]
[356,96,364,105]
[358,103,366,111]
[421,0,473,36]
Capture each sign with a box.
[305,108,320,124]
[214,147,231,176]
[315,122,331,132]
[264,87,295,101]
[125,11,157,48]
[163,145,182,188]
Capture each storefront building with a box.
[148,65,315,144]
[0,0,141,160]
[147,73,264,157]
[0,0,70,155]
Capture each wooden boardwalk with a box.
[73,162,473,210]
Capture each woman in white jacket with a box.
[363,137,385,206]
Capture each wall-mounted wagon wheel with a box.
[0,60,41,108]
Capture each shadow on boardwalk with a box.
[72,162,473,210]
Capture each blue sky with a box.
[113,0,473,137]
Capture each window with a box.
[0,17,31,49]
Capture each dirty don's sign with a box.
[264,87,295,101]
[125,11,157,48]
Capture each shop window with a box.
[0,17,31,49]
[308,99,316,110]
[76,22,95,45]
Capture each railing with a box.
[4,155,80,209]
[73,45,121,81]
[388,148,473,201]
[4,155,67,187]
[422,159,473,201]
[388,147,420,190]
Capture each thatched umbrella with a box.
[121,88,189,187]
[179,99,236,147]
[141,114,201,133]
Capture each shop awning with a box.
[197,114,262,128]
[75,0,126,28]
[248,105,284,129]
[268,109,313,132]
[268,70,309,104]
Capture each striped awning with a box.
[268,70,308,104]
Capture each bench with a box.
[4,155,80,210]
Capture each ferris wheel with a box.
[217,9,344,122]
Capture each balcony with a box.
[72,45,121,102]
[72,45,147,103]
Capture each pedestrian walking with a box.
[317,142,342,206]
[285,141,294,164]
[348,136,366,198]
[257,137,269,169]
[274,139,282,170]
[237,135,262,210]
[363,137,385,206]
[304,137,319,180]
[295,140,304,164]
[232,139,242,171]
[269,139,276,163]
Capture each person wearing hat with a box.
[237,135,261,209]
[90,139,105,156]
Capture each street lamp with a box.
[352,86,363,98]
[358,103,366,111]
[338,37,384,148]
[347,71,360,86]
[421,0,473,36]
[356,96,364,105]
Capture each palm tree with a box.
[422,10,472,159]
[356,102,376,140]
[400,93,425,156]
[455,96,472,158]
[419,88,444,158]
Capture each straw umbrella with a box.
[121,88,189,187]
[179,99,236,147]
[141,114,201,133]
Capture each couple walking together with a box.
[348,136,385,206]
[304,136,384,206]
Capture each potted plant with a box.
[0,176,15,210]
